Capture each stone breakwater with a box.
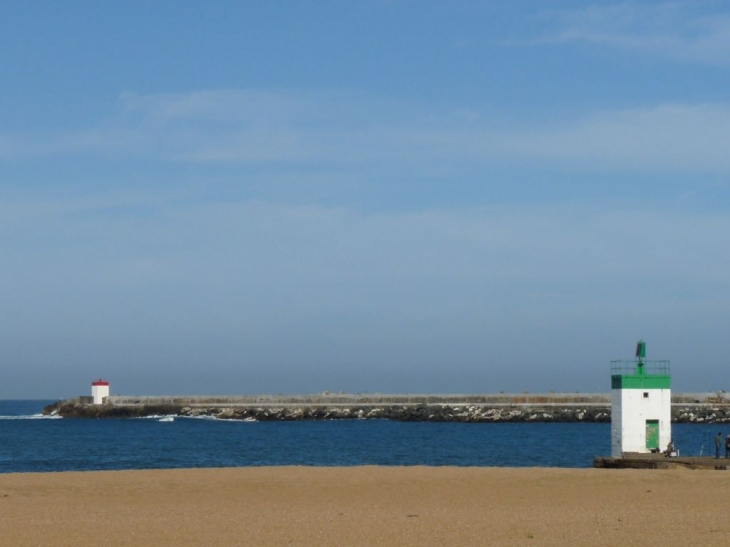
[42,399,730,423]
[181,405,614,422]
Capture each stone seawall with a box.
[42,392,730,423]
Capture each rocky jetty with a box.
[177,404,612,422]
[43,398,730,423]
[43,400,182,419]
[673,407,730,424]
[44,402,730,424]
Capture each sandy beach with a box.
[1,466,728,546]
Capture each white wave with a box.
[0,413,63,420]
[178,415,257,422]
[135,414,177,420]
[130,414,258,422]
[178,414,220,421]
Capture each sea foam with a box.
[0,413,62,420]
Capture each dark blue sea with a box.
[0,400,724,473]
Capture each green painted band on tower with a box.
[611,375,671,389]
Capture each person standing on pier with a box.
[715,432,723,459]
[725,434,730,459]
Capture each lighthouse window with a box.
[643,392,649,398]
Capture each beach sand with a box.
[1,466,728,546]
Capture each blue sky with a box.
[2,1,729,398]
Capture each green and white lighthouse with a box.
[611,341,671,457]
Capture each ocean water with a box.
[0,400,724,473]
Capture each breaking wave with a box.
[0,413,62,420]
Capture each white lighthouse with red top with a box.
[91,379,110,405]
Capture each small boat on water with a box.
[158,416,175,422]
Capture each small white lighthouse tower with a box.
[611,341,671,457]
[91,379,110,405]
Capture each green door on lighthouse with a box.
[646,420,659,450]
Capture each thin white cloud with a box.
[542,1,730,65]
[2,89,730,173]
[495,103,730,171]
[3,196,729,290]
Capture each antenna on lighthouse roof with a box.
[636,340,646,366]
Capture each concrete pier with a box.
[104,391,730,408]
[594,454,730,470]
[106,392,611,408]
